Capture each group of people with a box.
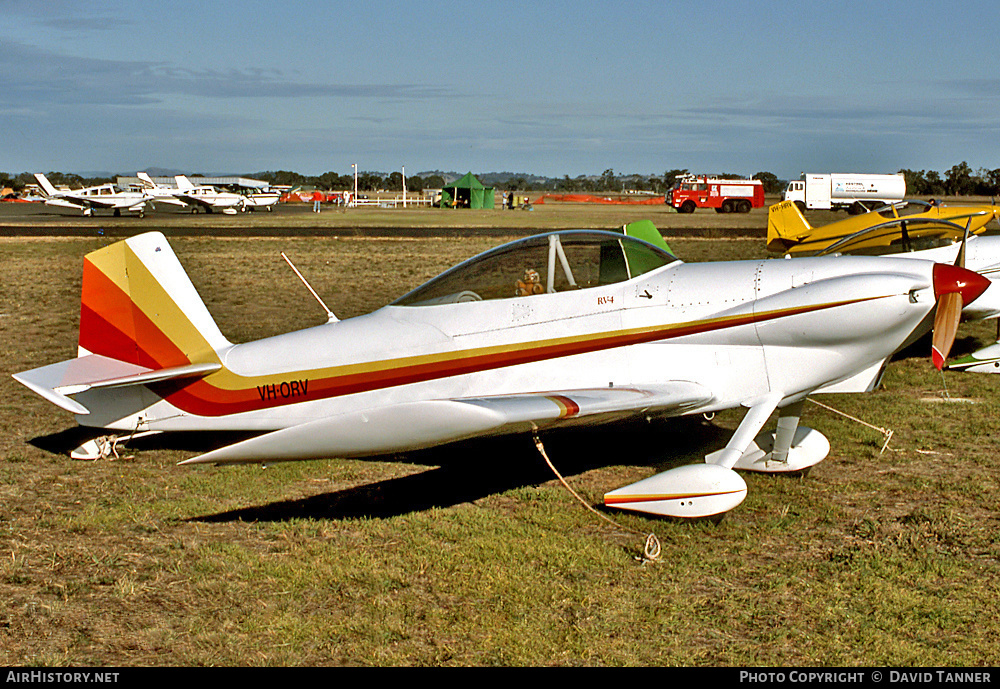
[501,191,530,210]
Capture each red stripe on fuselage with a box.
[143,296,881,417]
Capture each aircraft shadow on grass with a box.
[191,416,730,523]
[29,416,728,523]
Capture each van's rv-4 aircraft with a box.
[12,229,991,519]
[34,173,152,217]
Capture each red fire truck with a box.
[668,175,765,213]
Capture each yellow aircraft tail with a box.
[766,201,812,253]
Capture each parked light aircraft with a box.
[134,172,190,209]
[12,230,991,518]
[242,189,280,211]
[173,175,246,214]
[767,199,1000,256]
[137,173,280,213]
[34,173,151,217]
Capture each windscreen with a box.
[393,231,677,307]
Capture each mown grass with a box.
[1,229,998,666]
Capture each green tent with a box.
[440,172,495,209]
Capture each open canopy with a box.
[440,172,495,209]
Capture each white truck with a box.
[782,173,906,213]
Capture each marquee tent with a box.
[440,172,495,209]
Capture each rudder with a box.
[766,200,812,253]
[79,232,231,368]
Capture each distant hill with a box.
[416,171,556,186]
[141,167,189,177]
[415,170,462,184]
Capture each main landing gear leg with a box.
[603,394,784,519]
[732,398,830,473]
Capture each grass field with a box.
[1,205,999,666]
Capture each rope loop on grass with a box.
[532,431,661,563]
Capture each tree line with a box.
[4,162,1000,197]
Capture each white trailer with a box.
[782,173,906,213]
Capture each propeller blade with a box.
[954,217,971,268]
[932,291,963,370]
[930,262,992,369]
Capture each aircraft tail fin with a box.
[767,200,812,253]
[33,173,58,197]
[79,232,232,367]
[174,175,194,191]
[136,172,155,188]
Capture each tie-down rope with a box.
[532,432,661,562]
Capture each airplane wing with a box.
[180,382,714,465]
[152,197,189,207]
[815,216,981,256]
[60,195,147,212]
[174,194,216,209]
[60,195,119,210]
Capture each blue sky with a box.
[2,0,999,180]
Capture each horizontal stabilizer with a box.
[947,341,1000,373]
[13,354,220,415]
[182,382,714,465]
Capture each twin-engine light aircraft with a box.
[33,173,152,217]
[12,231,991,519]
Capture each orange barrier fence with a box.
[533,194,666,205]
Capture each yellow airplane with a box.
[767,199,1000,256]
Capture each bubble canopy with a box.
[392,230,680,307]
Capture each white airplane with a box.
[173,175,246,214]
[33,173,151,217]
[137,173,279,213]
[241,189,281,212]
[133,172,190,209]
[11,229,991,519]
